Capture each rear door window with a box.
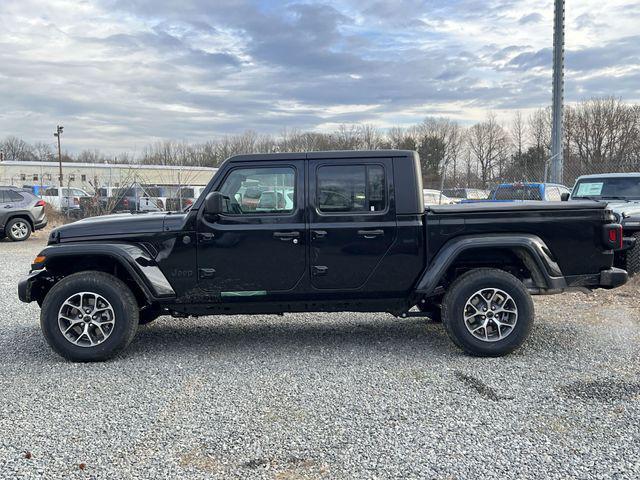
[7,191,23,202]
[317,164,386,213]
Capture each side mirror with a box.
[560,192,570,202]
[204,191,225,215]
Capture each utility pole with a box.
[550,0,565,183]
[54,125,64,185]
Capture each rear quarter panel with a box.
[426,205,613,276]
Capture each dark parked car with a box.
[570,173,640,274]
[19,150,627,361]
[0,186,47,241]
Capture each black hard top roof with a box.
[226,150,415,162]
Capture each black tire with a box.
[442,268,534,357]
[625,233,640,276]
[5,218,32,242]
[40,271,139,362]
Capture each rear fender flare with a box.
[415,234,565,296]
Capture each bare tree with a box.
[1,136,34,161]
[565,97,639,177]
[468,114,510,188]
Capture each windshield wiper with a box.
[599,196,630,201]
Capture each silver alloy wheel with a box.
[58,292,116,347]
[463,288,518,342]
[10,221,29,240]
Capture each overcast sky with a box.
[1,0,639,154]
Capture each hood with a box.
[605,201,640,220]
[51,212,168,242]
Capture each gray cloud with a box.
[0,0,638,153]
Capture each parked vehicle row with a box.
[31,184,208,214]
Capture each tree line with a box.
[2,97,639,189]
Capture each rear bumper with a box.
[34,219,48,231]
[550,267,628,293]
[598,267,628,289]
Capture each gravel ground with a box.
[0,235,639,479]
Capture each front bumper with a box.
[18,270,51,303]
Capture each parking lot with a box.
[0,235,639,479]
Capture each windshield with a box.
[572,177,640,200]
[494,185,542,201]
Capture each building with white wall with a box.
[0,160,218,191]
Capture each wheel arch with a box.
[415,234,566,297]
[6,213,34,230]
[31,243,175,306]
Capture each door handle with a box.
[357,229,384,239]
[198,232,215,243]
[312,265,328,276]
[312,230,327,239]
[273,231,300,241]
[199,268,216,279]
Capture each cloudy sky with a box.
[1,0,639,154]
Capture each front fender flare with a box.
[415,234,566,296]
[36,243,175,301]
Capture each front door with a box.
[308,158,396,290]
[196,162,306,294]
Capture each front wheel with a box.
[40,271,139,361]
[442,268,534,357]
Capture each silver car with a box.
[0,187,47,241]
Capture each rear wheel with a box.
[6,218,31,241]
[625,232,640,275]
[442,268,534,357]
[40,271,139,361]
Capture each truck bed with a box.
[425,200,613,276]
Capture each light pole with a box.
[54,125,64,185]
[550,0,565,183]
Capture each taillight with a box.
[123,198,129,207]
[35,200,46,207]
[604,224,623,250]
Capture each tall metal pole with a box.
[550,0,565,183]
[54,125,64,186]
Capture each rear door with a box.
[308,158,396,290]
[197,161,306,293]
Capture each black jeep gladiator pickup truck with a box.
[19,150,627,361]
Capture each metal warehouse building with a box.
[0,160,218,190]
